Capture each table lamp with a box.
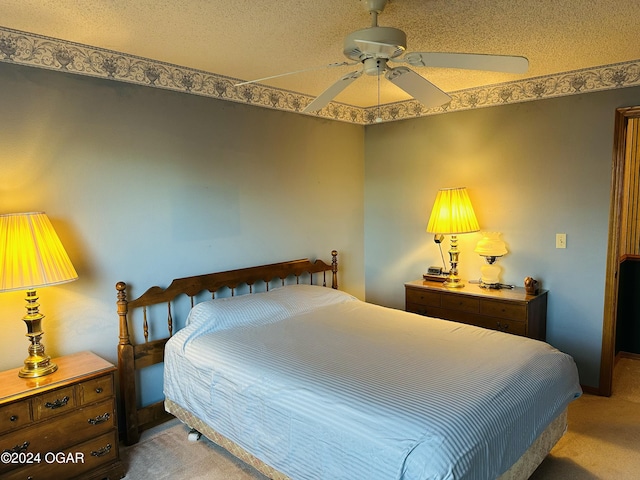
[0,212,78,378]
[474,232,508,288]
[426,187,480,288]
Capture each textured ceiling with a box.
[1,0,639,108]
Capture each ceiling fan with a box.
[236,0,528,113]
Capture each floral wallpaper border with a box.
[2,26,640,125]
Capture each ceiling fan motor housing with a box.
[343,26,407,61]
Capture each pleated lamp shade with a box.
[426,187,480,235]
[0,212,78,292]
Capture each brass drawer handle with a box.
[497,322,510,331]
[88,412,111,425]
[95,387,103,394]
[91,443,112,457]
[4,441,29,454]
[45,395,69,409]
[9,415,18,422]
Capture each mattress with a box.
[164,285,581,480]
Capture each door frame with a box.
[599,106,640,396]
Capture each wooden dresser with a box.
[0,351,124,480]
[405,280,548,340]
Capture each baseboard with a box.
[616,351,640,361]
[580,384,600,395]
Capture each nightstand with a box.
[0,351,124,480]
[405,280,547,340]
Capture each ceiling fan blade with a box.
[235,61,358,87]
[385,67,451,108]
[402,52,529,74]
[302,71,362,113]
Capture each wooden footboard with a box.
[116,251,338,445]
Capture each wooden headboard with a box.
[116,251,338,445]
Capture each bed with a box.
[116,251,581,479]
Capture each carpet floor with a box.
[529,357,640,479]
[121,358,640,479]
[121,419,268,480]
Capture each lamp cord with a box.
[438,242,447,272]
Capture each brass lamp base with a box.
[443,234,466,288]
[19,355,58,378]
[18,288,58,378]
[443,276,465,288]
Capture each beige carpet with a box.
[530,357,640,480]
[121,419,269,480]
[121,358,640,479]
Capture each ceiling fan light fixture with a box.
[363,57,387,76]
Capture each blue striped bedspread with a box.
[164,285,581,480]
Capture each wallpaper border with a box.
[2,26,640,125]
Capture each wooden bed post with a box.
[116,281,140,445]
[331,250,338,289]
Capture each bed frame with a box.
[116,251,338,446]
[117,250,566,479]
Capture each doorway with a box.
[600,106,640,396]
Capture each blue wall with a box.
[0,63,365,384]
[364,87,640,388]
[2,59,640,390]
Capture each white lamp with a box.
[474,232,508,288]
[0,212,78,377]
[426,187,480,288]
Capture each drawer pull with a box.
[9,415,18,422]
[45,396,69,409]
[91,443,112,457]
[4,441,29,454]
[497,322,510,331]
[95,387,103,394]
[88,412,111,425]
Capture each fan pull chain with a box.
[376,61,382,123]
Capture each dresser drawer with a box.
[406,288,441,307]
[474,317,527,336]
[33,385,76,421]
[441,293,479,313]
[0,401,31,435]
[0,399,115,474]
[79,375,113,405]
[3,430,119,480]
[480,300,526,321]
